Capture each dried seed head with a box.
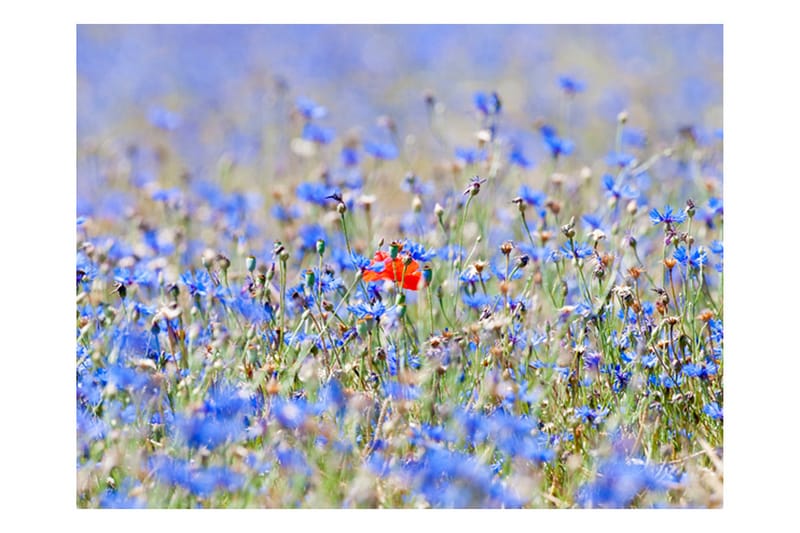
[697,309,715,322]
[216,253,231,271]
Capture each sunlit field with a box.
[76,25,723,508]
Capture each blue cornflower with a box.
[296,182,336,206]
[576,456,682,508]
[275,445,312,475]
[518,184,546,207]
[180,269,211,297]
[703,402,723,420]
[311,267,343,293]
[302,122,335,144]
[490,257,523,281]
[558,75,585,94]
[560,241,594,261]
[349,252,373,271]
[622,127,648,148]
[273,398,312,430]
[455,147,487,165]
[341,146,360,166]
[271,203,302,222]
[99,480,146,509]
[673,246,709,270]
[509,144,534,168]
[151,457,244,498]
[403,239,437,262]
[708,197,723,215]
[601,174,639,201]
[113,264,153,288]
[295,97,328,120]
[462,291,494,310]
[459,265,491,284]
[296,224,328,254]
[649,204,687,226]
[605,151,636,168]
[474,91,501,116]
[348,300,386,320]
[400,173,434,196]
[363,141,399,160]
[581,213,605,231]
[539,124,574,158]
[383,381,420,401]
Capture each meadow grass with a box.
[76,25,723,509]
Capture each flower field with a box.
[76,25,723,508]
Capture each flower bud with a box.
[246,255,257,273]
[316,238,326,257]
[390,240,402,259]
[422,265,433,286]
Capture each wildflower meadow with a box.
[75,25,724,510]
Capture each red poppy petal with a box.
[402,272,422,290]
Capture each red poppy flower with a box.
[362,250,422,290]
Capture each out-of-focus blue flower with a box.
[605,151,636,168]
[151,456,245,498]
[539,124,574,158]
[602,174,639,201]
[273,397,313,430]
[341,146,360,166]
[474,91,501,116]
[302,122,335,144]
[113,264,154,288]
[509,144,534,169]
[622,127,648,149]
[275,446,312,476]
[296,182,336,206]
[462,291,494,310]
[383,381,420,401]
[559,75,585,94]
[99,480,146,509]
[363,141,399,160]
[455,147,487,165]
[575,405,609,425]
[271,203,302,222]
[295,97,328,120]
[148,107,181,131]
[576,456,682,508]
[296,223,328,255]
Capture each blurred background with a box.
[77,25,722,259]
